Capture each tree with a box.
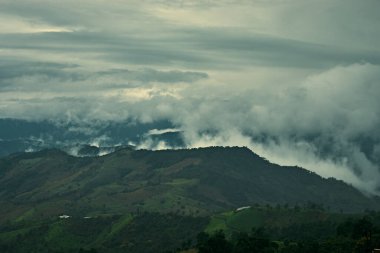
[197,230,232,253]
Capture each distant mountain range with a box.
[0,146,379,226]
[0,118,183,157]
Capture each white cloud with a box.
[146,128,181,136]
[0,0,379,195]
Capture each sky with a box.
[0,0,380,194]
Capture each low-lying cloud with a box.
[126,63,380,195]
[1,62,379,195]
[1,0,379,195]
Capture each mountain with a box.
[0,118,183,157]
[0,146,378,226]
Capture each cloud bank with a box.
[0,0,379,194]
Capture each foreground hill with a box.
[0,146,379,224]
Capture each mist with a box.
[1,0,379,195]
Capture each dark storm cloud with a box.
[0,32,214,68]
[1,30,380,70]
[0,61,78,77]
[1,0,379,70]
[0,57,208,92]
[186,29,380,68]
[0,61,83,84]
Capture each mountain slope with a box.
[0,147,378,224]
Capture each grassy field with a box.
[204,206,354,236]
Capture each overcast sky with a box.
[1,0,380,194]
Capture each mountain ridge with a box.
[0,146,379,225]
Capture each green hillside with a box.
[205,205,352,238]
[0,212,208,253]
[1,206,380,253]
[0,146,379,226]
